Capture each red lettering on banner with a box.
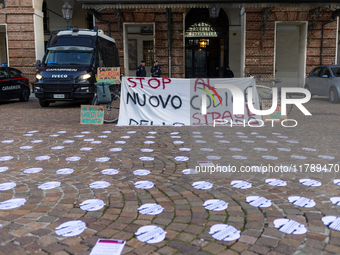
[148,78,161,89]
[135,78,145,89]
[245,103,256,117]
[127,78,137,88]
[162,78,171,89]
[194,78,210,92]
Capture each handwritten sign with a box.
[97,67,120,84]
[80,105,104,125]
[262,100,286,122]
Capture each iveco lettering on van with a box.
[33,27,120,107]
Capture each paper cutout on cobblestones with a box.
[84,138,94,142]
[197,161,214,167]
[110,148,122,152]
[0,167,9,172]
[272,133,281,135]
[242,140,254,143]
[322,216,340,231]
[171,132,180,135]
[230,180,252,189]
[171,136,181,139]
[24,168,43,174]
[229,148,243,151]
[51,146,65,150]
[141,149,154,152]
[330,197,340,206]
[95,157,110,162]
[0,198,26,210]
[179,148,191,152]
[144,141,155,144]
[200,148,214,152]
[126,131,136,134]
[299,179,322,187]
[214,135,224,138]
[49,134,59,137]
[206,156,221,160]
[148,132,157,134]
[66,156,81,161]
[214,132,223,134]
[173,141,184,144]
[192,132,201,134]
[209,224,241,241]
[135,225,167,243]
[286,140,299,144]
[302,148,317,152]
[318,155,335,160]
[98,136,108,138]
[277,136,288,139]
[23,134,33,136]
[31,140,43,144]
[133,169,151,176]
[120,136,130,139]
[134,181,155,189]
[101,169,119,175]
[256,136,267,138]
[236,132,245,135]
[266,140,278,144]
[333,180,340,186]
[0,156,13,161]
[174,156,189,161]
[254,148,268,151]
[35,156,50,161]
[80,199,105,211]
[219,140,230,143]
[0,182,16,191]
[91,141,102,144]
[273,219,307,234]
[232,155,247,160]
[246,196,272,207]
[192,181,213,190]
[2,140,14,143]
[238,136,248,138]
[103,131,112,134]
[81,131,90,134]
[288,196,316,208]
[80,147,93,151]
[145,136,155,139]
[89,181,111,189]
[27,130,39,133]
[251,132,258,135]
[277,148,291,152]
[262,155,278,160]
[291,155,307,160]
[182,168,199,175]
[74,135,85,138]
[193,135,203,138]
[139,157,154,161]
[57,131,67,134]
[20,146,33,149]
[38,181,61,190]
[265,179,287,187]
[138,204,164,215]
[203,199,228,211]
[56,168,74,175]
[63,140,74,144]
[55,220,87,237]
[195,140,207,143]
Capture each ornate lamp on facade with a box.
[209,6,220,19]
[62,0,73,27]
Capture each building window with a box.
[43,1,49,33]
[143,41,154,66]
[87,13,94,29]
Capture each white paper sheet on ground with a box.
[291,155,307,160]
[84,138,94,142]
[138,203,164,215]
[103,131,112,134]
[2,140,14,143]
[273,219,307,234]
[230,180,252,189]
[171,136,181,138]
[0,198,26,210]
[238,136,248,138]
[24,167,43,174]
[134,181,155,189]
[232,155,247,160]
[214,132,223,134]
[265,179,287,187]
[80,147,93,151]
[173,141,184,144]
[254,148,268,151]
[81,131,91,134]
[236,132,245,135]
[174,156,189,161]
[98,136,108,138]
[195,140,207,143]
[262,155,278,160]
[141,149,154,152]
[31,140,43,143]
[192,132,201,134]
[288,196,316,208]
[277,148,291,152]
[90,239,126,255]
[0,182,16,191]
[256,136,267,138]
[192,181,213,190]
[272,132,281,135]
[95,157,110,162]
[266,140,278,144]
[66,156,81,162]
[219,140,230,143]
[55,220,87,237]
[133,169,151,176]
[302,148,317,152]
[110,148,122,152]
[35,156,50,161]
[251,132,259,135]
[286,140,299,144]
[215,135,224,138]
[330,197,340,206]
[89,181,111,189]
[179,148,191,152]
[0,156,13,161]
[91,141,102,144]
[182,169,199,175]
[200,148,214,152]
[74,135,85,138]
[318,155,335,160]
[171,132,180,135]
[139,157,154,161]
[120,136,130,139]
[57,131,67,133]
[38,181,61,190]
[277,136,288,139]
[209,224,240,241]
[148,132,157,134]
[203,199,228,211]
[51,146,64,150]
[197,161,215,167]
[299,179,322,187]
[193,135,203,138]
[135,225,167,243]
[242,140,254,143]
[27,130,39,133]
[126,131,136,134]
[0,167,9,172]
[229,148,243,151]
[63,140,75,144]
[206,156,221,160]
[333,179,340,186]
[20,146,33,149]
[246,196,272,207]
[101,169,119,175]
[56,168,74,175]
[80,199,105,211]
[144,141,155,144]
[50,134,59,137]
[23,134,33,136]
[145,136,155,139]
[322,216,340,231]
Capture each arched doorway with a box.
[185,8,229,78]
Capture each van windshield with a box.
[45,49,94,66]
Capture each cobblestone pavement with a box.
[0,97,340,255]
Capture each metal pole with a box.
[167,8,172,78]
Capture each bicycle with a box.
[92,83,121,123]
[255,78,293,116]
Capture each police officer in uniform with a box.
[136,60,146,77]
[151,60,162,77]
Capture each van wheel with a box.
[39,99,50,107]
[329,88,340,103]
[19,87,30,102]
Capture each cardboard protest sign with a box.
[80,105,104,125]
[97,67,120,84]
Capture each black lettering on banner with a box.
[129,119,139,125]
[137,94,146,106]
[140,120,150,125]
[225,92,229,106]
[127,92,146,106]
[149,96,160,107]
[171,96,182,109]
[159,95,171,108]
[190,95,200,110]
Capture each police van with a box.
[34,27,119,107]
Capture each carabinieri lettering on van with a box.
[2,85,20,91]
[46,69,77,72]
